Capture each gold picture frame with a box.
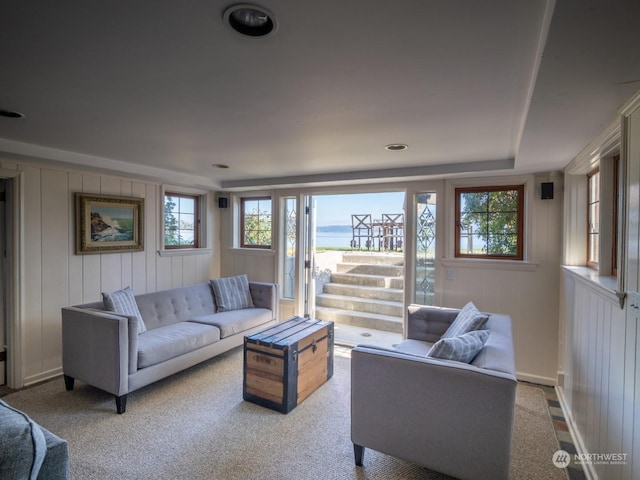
[75,193,144,254]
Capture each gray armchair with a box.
[351,304,517,480]
[0,400,69,479]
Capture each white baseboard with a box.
[556,386,598,480]
[517,371,556,386]
[24,367,62,387]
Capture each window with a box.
[241,197,272,248]
[282,197,297,299]
[587,168,600,268]
[611,155,619,276]
[586,154,619,275]
[455,185,524,260]
[164,193,200,248]
[415,192,437,304]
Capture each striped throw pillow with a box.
[441,301,488,339]
[102,287,147,334]
[210,274,254,312]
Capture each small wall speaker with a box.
[541,182,554,200]
[218,197,228,209]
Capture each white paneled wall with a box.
[3,161,215,387]
[559,94,640,480]
[441,261,560,384]
[561,271,634,480]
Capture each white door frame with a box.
[303,196,317,318]
[0,168,24,389]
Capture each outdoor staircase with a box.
[314,252,404,333]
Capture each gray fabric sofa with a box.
[351,304,517,480]
[0,399,69,479]
[62,281,278,413]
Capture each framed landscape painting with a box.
[75,193,144,254]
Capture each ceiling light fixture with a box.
[223,4,277,37]
[0,109,25,119]
[212,163,230,169]
[385,143,408,151]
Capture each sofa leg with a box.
[63,375,74,391]
[354,444,365,466]
[115,395,127,414]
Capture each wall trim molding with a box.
[564,120,621,175]
[556,386,597,480]
[516,372,555,386]
[23,367,63,388]
[562,266,621,308]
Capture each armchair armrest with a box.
[61,307,138,397]
[351,345,516,480]
[249,282,279,320]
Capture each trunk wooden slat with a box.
[243,317,334,413]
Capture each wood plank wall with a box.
[1,161,215,386]
[561,272,630,479]
[560,100,640,480]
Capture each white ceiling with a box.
[1,1,639,191]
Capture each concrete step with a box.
[332,323,402,348]
[315,307,403,333]
[323,282,404,302]
[315,293,403,316]
[341,252,404,266]
[329,273,404,289]
[336,263,404,276]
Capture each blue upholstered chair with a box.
[0,399,69,479]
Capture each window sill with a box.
[442,258,539,271]
[561,266,623,308]
[158,248,212,257]
[229,248,275,256]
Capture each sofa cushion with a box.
[441,301,487,339]
[393,338,434,357]
[137,322,221,369]
[428,329,490,363]
[210,274,254,312]
[134,283,217,329]
[191,308,273,338]
[102,287,147,334]
[0,399,47,480]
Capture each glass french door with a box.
[414,192,437,305]
[303,196,317,318]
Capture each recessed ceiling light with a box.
[212,164,230,169]
[0,109,25,119]
[385,144,408,151]
[223,4,277,37]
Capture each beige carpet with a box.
[4,347,566,480]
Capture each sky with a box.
[313,192,406,226]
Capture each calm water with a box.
[315,231,353,248]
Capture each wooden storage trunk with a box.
[243,317,334,413]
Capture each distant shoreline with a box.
[317,225,351,233]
